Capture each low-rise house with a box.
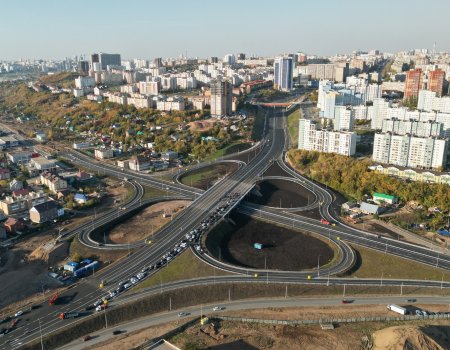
[40,171,68,193]
[76,171,91,181]
[29,201,64,224]
[373,192,397,205]
[129,155,151,171]
[0,224,6,240]
[94,148,114,160]
[4,217,26,233]
[0,168,11,180]
[161,151,178,161]
[117,160,129,169]
[9,179,23,191]
[57,189,71,200]
[13,188,29,197]
[7,151,32,164]
[35,132,48,142]
[30,157,57,172]
[359,202,381,215]
[74,193,88,204]
[0,191,48,215]
[0,136,19,148]
[342,201,356,211]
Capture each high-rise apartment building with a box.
[298,119,356,156]
[428,69,445,97]
[78,60,89,74]
[91,53,121,70]
[210,79,232,117]
[403,68,423,100]
[273,57,293,92]
[372,133,448,169]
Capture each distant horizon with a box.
[1,46,447,63]
[1,0,449,61]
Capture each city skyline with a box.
[1,0,449,60]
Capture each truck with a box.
[320,219,330,225]
[49,292,59,305]
[58,312,80,320]
[95,304,108,312]
[387,304,408,315]
[73,261,99,278]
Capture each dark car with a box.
[407,298,417,303]
[85,305,95,311]
[112,330,122,335]
[341,299,353,304]
[83,335,92,341]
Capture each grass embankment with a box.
[142,186,169,200]
[287,107,301,148]
[251,109,267,141]
[135,249,231,290]
[69,236,128,263]
[179,163,238,190]
[351,245,450,281]
[205,141,251,161]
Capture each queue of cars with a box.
[82,197,240,328]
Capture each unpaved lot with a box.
[206,214,334,271]
[109,200,191,244]
[0,179,130,311]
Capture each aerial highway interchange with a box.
[2,107,450,349]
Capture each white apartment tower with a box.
[298,119,356,156]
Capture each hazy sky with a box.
[1,0,448,60]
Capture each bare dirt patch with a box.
[373,325,444,350]
[0,240,63,309]
[188,118,222,132]
[108,200,191,244]
[206,214,334,270]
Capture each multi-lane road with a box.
[3,107,450,349]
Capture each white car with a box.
[124,283,132,289]
[212,306,224,311]
[14,311,23,317]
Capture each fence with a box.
[214,313,450,326]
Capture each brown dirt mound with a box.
[373,325,444,350]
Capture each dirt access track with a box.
[108,200,191,244]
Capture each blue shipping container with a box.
[437,229,450,237]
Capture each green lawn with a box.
[350,244,450,281]
[205,141,250,161]
[287,108,302,148]
[134,249,231,290]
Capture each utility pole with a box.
[104,308,108,328]
[39,318,44,350]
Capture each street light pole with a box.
[39,318,44,350]
[317,255,321,278]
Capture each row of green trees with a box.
[288,149,450,211]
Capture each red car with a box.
[341,299,353,304]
